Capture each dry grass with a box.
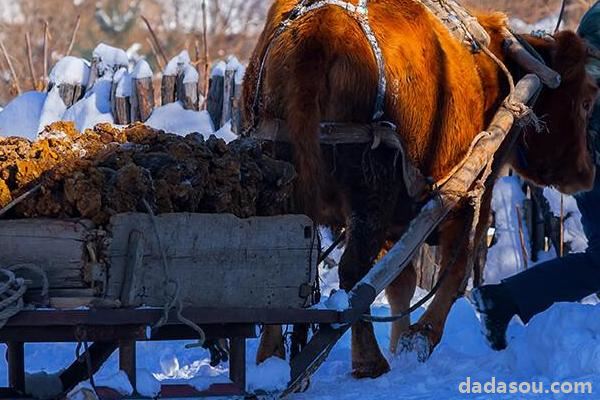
[0,0,596,106]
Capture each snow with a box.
[63,78,114,132]
[211,61,227,77]
[131,59,153,80]
[93,43,129,74]
[164,50,191,76]
[247,357,290,392]
[3,254,600,399]
[114,68,132,98]
[146,102,214,137]
[0,91,46,139]
[214,121,238,143]
[543,187,588,253]
[182,64,199,84]
[37,86,68,133]
[325,290,350,311]
[484,176,531,284]
[235,64,247,85]
[95,371,133,396]
[136,369,161,398]
[48,56,90,86]
[510,16,557,34]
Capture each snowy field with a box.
[3,177,599,399]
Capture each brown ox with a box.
[242,0,598,379]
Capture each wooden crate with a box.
[0,213,319,310]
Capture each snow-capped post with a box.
[112,67,132,125]
[48,57,90,107]
[232,64,246,134]
[221,60,237,127]
[87,44,128,92]
[207,61,226,130]
[130,60,154,122]
[161,76,177,106]
[177,64,199,110]
[222,57,246,132]
[161,51,190,106]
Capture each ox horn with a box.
[501,28,562,89]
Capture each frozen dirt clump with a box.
[0,122,296,225]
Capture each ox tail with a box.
[285,37,328,220]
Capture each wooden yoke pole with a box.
[352,74,541,299]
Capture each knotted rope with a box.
[0,263,49,329]
[142,200,206,346]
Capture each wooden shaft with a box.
[119,340,137,392]
[229,338,246,391]
[356,74,542,296]
[59,342,118,395]
[502,29,561,89]
[7,342,25,393]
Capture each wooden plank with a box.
[107,213,318,309]
[58,83,84,107]
[207,75,224,130]
[232,82,243,134]
[0,219,94,289]
[161,75,177,106]
[229,338,246,391]
[7,342,25,394]
[113,96,131,125]
[221,69,235,127]
[176,71,199,110]
[4,308,342,327]
[120,231,144,307]
[131,77,155,123]
[119,340,136,391]
[0,324,254,343]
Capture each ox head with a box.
[513,31,598,194]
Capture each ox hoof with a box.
[351,359,390,379]
[398,330,434,363]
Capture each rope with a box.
[142,200,206,346]
[0,264,48,329]
[554,0,568,33]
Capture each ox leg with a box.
[401,189,494,360]
[385,263,417,354]
[256,325,285,364]
[340,210,393,379]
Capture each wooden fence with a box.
[49,50,245,134]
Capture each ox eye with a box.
[583,101,592,112]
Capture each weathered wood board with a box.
[107,213,318,309]
[1,214,320,310]
[0,219,94,290]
